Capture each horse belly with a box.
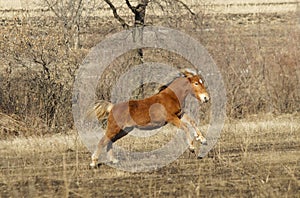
[129,101,167,127]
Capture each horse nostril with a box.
[199,94,209,103]
[204,97,209,102]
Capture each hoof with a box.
[195,136,206,142]
[201,139,207,145]
[188,146,195,153]
[109,158,119,164]
[197,156,203,159]
[90,158,99,168]
[90,162,97,168]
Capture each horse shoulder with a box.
[155,92,181,115]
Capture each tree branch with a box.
[149,0,164,12]
[125,0,136,14]
[174,0,195,15]
[74,0,83,22]
[43,0,61,18]
[104,0,129,29]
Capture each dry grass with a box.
[0,114,299,197]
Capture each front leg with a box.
[168,116,196,152]
[181,114,207,145]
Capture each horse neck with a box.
[166,77,191,105]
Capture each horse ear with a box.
[180,68,197,78]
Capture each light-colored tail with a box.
[86,100,113,121]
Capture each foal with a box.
[89,69,209,167]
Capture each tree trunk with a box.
[126,0,149,62]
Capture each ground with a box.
[0,114,299,197]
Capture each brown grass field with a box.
[0,1,300,197]
[0,114,299,197]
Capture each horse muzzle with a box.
[199,93,210,103]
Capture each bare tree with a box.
[101,0,198,97]
[103,0,196,27]
[103,0,197,56]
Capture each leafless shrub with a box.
[208,13,300,118]
[0,16,86,133]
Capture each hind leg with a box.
[90,123,131,167]
[107,141,119,164]
[90,135,111,167]
[107,128,132,164]
[90,123,119,167]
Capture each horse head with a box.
[180,69,210,103]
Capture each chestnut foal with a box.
[89,69,209,167]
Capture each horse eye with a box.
[194,82,199,86]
